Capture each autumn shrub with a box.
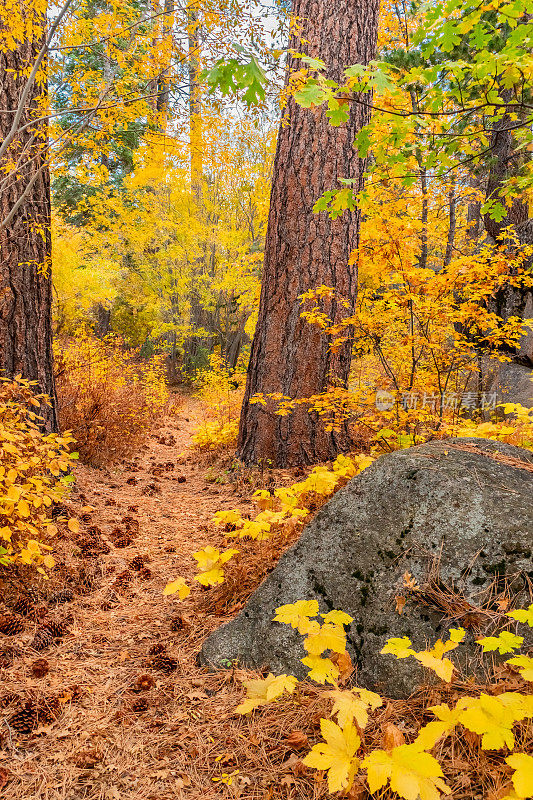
[0,377,78,573]
[248,241,533,453]
[55,333,170,466]
[192,352,246,453]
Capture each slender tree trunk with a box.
[237,0,379,467]
[483,99,533,363]
[443,178,456,268]
[187,1,202,195]
[0,7,57,430]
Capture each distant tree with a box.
[237,0,380,466]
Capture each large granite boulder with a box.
[200,438,533,697]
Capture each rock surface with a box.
[200,438,533,697]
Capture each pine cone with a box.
[130,555,146,571]
[114,569,133,586]
[131,698,149,714]
[9,702,37,734]
[30,629,54,652]
[148,643,166,656]
[42,618,70,639]
[134,673,155,692]
[37,696,61,724]
[0,614,24,636]
[170,614,189,632]
[31,658,50,678]
[177,475,186,484]
[80,513,92,523]
[151,654,177,674]
[0,693,19,708]
[48,588,74,606]
[51,503,69,520]
[126,476,137,486]
[121,516,139,532]
[113,535,133,549]
[139,567,152,580]
[12,596,33,617]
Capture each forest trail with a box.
[1,400,322,800]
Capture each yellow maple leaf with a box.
[506,753,533,798]
[506,655,533,682]
[304,622,347,656]
[415,704,462,749]
[381,636,415,659]
[328,688,383,730]
[301,654,339,685]
[321,610,354,625]
[478,631,524,654]
[303,719,361,793]
[458,692,527,750]
[163,577,191,599]
[274,599,320,633]
[235,673,297,714]
[362,743,451,800]
[415,651,455,682]
[507,604,533,627]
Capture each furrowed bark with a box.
[237,0,379,467]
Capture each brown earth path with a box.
[0,399,324,800]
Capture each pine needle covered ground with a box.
[0,400,531,800]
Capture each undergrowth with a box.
[0,377,78,574]
[55,333,170,466]
[191,352,246,455]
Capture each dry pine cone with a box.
[9,702,37,734]
[134,673,155,692]
[0,614,24,636]
[31,658,50,678]
[48,588,74,605]
[12,596,33,616]
[30,629,54,652]
[131,697,149,714]
[151,654,177,674]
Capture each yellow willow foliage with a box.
[0,0,46,53]
[0,377,78,573]
[191,352,246,452]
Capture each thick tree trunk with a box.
[0,12,57,430]
[236,0,379,467]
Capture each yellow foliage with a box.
[235,673,298,714]
[0,377,77,573]
[303,719,361,793]
[163,577,191,600]
[193,545,239,586]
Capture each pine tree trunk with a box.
[236,0,379,467]
[0,13,57,430]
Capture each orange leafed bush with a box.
[55,333,170,466]
[0,377,77,573]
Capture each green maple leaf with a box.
[294,81,328,108]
